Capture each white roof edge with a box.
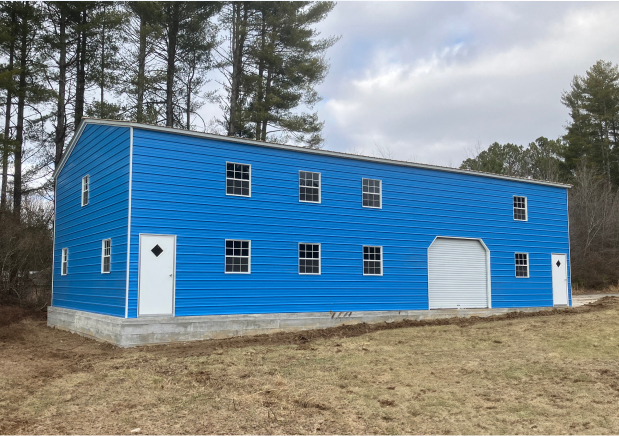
[54,118,572,189]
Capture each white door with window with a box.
[428,237,490,309]
[138,234,176,316]
[551,253,568,306]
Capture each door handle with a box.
[169,274,173,277]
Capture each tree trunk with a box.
[228,3,248,136]
[261,69,272,141]
[100,6,105,112]
[74,10,87,130]
[54,8,66,169]
[254,16,266,140]
[165,3,179,127]
[1,10,16,210]
[14,18,27,220]
[136,13,147,123]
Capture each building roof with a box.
[54,118,571,189]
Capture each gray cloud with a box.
[313,2,619,166]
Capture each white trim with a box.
[427,236,492,309]
[298,242,321,275]
[125,127,133,318]
[51,180,57,303]
[513,195,527,221]
[362,178,382,209]
[137,233,177,317]
[54,119,571,189]
[362,245,383,276]
[224,239,251,274]
[81,174,89,206]
[101,238,112,274]
[61,248,68,276]
[298,170,321,204]
[566,191,572,306]
[225,161,251,197]
[515,252,530,278]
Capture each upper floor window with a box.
[226,162,251,197]
[225,239,250,273]
[299,171,320,203]
[299,243,321,274]
[81,175,89,206]
[363,178,381,208]
[513,196,527,221]
[101,239,111,273]
[363,246,383,275]
[515,253,529,278]
[61,248,68,275]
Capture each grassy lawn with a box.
[1,298,619,434]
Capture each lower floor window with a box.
[226,240,250,273]
[61,248,68,275]
[299,243,320,274]
[363,246,382,275]
[101,239,111,273]
[515,253,529,277]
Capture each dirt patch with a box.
[2,298,619,434]
[0,305,46,328]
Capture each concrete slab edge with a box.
[47,305,553,348]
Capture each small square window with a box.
[363,246,383,275]
[226,162,251,197]
[225,239,251,273]
[515,253,529,278]
[299,243,321,274]
[61,248,68,275]
[513,196,527,221]
[81,175,89,206]
[363,178,381,208]
[299,171,321,203]
[101,239,111,273]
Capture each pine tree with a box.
[562,60,619,186]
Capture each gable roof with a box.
[54,118,571,188]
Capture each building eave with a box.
[54,118,572,189]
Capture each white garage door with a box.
[428,238,489,309]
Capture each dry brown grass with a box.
[2,298,619,434]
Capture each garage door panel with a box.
[428,238,489,309]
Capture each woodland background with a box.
[0,1,618,308]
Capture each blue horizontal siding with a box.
[53,124,130,317]
[127,128,570,317]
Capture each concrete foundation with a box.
[47,305,553,348]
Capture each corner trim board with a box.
[125,127,133,318]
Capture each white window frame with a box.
[101,239,111,274]
[298,170,321,204]
[363,245,383,276]
[61,248,68,276]
[362,178,382,209]
[226,162,251,197]
[515,252,529,278]
[81,175,89,206]
[298,243,321,275]
[225,239,251,274]
[513,195,527,221]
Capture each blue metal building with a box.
[52,119,571,321]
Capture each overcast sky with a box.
[203,2,619,167]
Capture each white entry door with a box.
[428,237,489,309]
[551,253,568,306]
[138,234,176,316]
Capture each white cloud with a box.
[314,2,619,166]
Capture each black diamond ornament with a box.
[556,260,561,267]
[151,244,164,257]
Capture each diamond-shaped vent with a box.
[151,244,163,257]
[556,260,561,267]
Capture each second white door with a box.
[138,234,176,316]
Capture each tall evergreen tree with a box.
[562,60,619,186]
